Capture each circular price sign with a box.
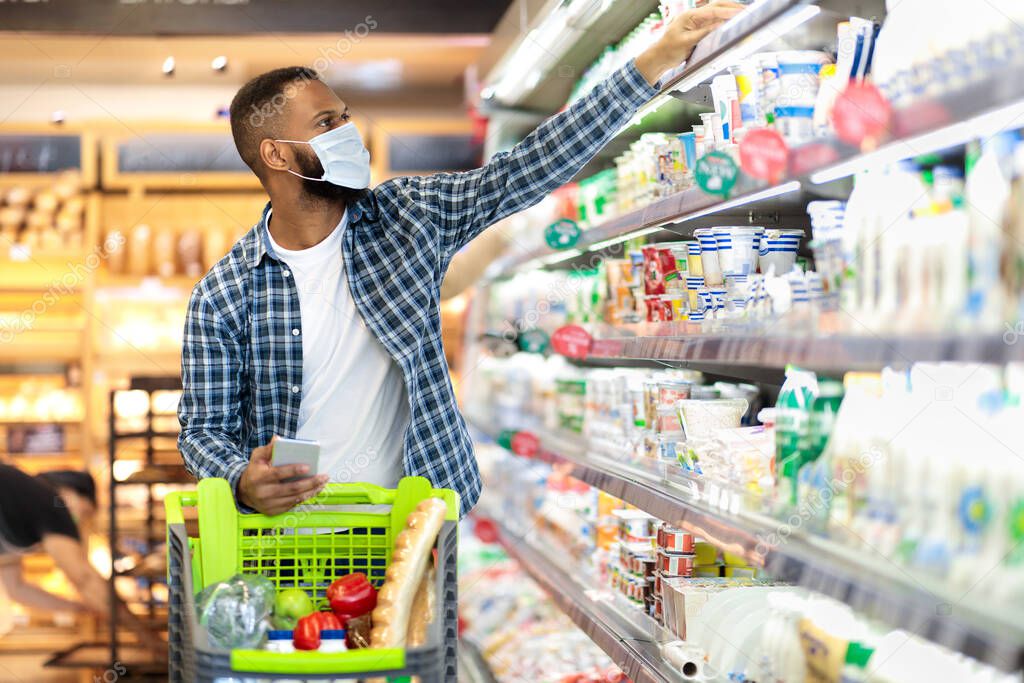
[832,82,893,148]
[496,429,515,451]
[518,328,550,354]
[510,431,541,458]
[550,324,593,360]
[694,151,740,197]
[544,218,582,250]
[739,128,789,184]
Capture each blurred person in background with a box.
[0,466,165,658]
[178,2,744,516]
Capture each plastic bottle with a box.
[775,366,818,509]
[318,630,356,683]
[261,631,302,683]
[826,373,883,544]
[963,133,1014,330]
[798,380,844,531]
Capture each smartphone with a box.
[272,437,321,483]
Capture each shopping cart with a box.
[165,476,459,682]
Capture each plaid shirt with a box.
[178,60,658,515]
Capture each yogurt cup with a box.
[758,229,803,275]
[714,226,763,276]
[685,241,703,276]
[775,50,830,105]
[693,228,723,285]
[685,276,705,311]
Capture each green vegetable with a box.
[272,588,315,630]
[196,574,275,650]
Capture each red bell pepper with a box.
[293,611,343,651]
[326,573,377,624]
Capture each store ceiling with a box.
[0,0,513,35]
[0,33,491,91]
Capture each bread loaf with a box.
[369,498,446,649]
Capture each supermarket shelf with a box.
[0,417,82,426]
[576,321,1024,371]
[481,0,660,112]
[483,180,805,280]
[477,512,687,683]
[469,416,1024,672]
[115,464,191,485]
[486,35,1024,281]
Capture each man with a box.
[0,467,164,657]
[178,3,743,516]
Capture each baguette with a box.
[369,497,446,648]
[407,566,435,648]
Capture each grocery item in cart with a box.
[195,573,276,650]
[369,497,447,648]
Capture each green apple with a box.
[272,588,314,630]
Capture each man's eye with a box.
[340,113,351,122]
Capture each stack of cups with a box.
[774,50,830,144]
[654,524,695,626]
[685,276,705,312]
[686,241,703,276]
[693,228,723,285]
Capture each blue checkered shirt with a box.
[178,61,659,515]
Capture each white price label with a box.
[9,245,30,261]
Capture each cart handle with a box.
[165,491,198,526]
[164,480,459,527]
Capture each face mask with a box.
[275,122,371,189]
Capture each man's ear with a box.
[260,139,290,173]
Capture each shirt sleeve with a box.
[407,59,660,265]
[178,287,251,504]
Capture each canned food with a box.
[657,549,695,576]
[640,557,657,579]
[657,525,695,553]
[657,381,692,408]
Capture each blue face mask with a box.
[275,122,371,189]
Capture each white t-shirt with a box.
[266,210,409,488]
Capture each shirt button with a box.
[291,385,300,394]
[291,328,300,336]
[283,270,291,278]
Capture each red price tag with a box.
[832,82,892,148]
[790,141,840,177]
[550,324,593,359]
[739,128,789,183]
[510,431,540,458]
[473,517,499,544]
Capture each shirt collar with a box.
[248,190,376,270]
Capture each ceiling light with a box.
[211,56,229,72]
[162,56,175,76]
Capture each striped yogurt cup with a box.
[758,229,803,275]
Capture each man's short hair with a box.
[229,66,320,175]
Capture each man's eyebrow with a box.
[310,108,338,121]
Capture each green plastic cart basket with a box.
[165,476,459,682]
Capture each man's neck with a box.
[268,197,347,251]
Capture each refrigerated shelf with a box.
[474,509,688,683]
[469,416,1024,672]
[486,30,1024,280]
[576,324,1024,371]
